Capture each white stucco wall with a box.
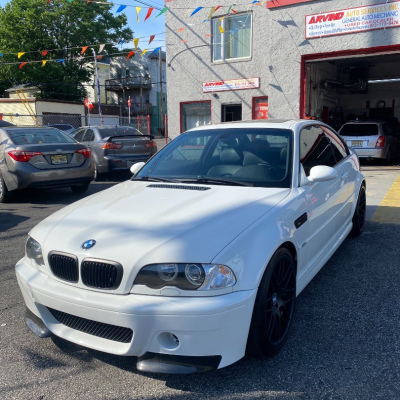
[165,0,400,137]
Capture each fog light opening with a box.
[157,332,180,351]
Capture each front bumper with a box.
[16,258,257,372]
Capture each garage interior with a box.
[305,52,400,131]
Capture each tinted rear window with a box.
[98,127,142,139]
[6,128,75,144]
[340,124,379,136]
[49,124,73,131]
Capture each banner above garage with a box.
[305,1,400,39]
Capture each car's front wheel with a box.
[70,182,90,194]
[247,247,296,357]
[350,183,366,236]
[0,173,11,203]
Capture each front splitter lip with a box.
[136,352,222,374]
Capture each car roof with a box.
[186,119,325,132]
[0,120,15,127]
[343,120,385,124]
[79,125,137,129]
[1,126,62,131]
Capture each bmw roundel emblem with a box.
[82,239,96,250]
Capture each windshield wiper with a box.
[131,176,180,183]
[177,177,253,187]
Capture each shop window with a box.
[252,97,268,120]
[180,101,211,133]
[222,104,242,122]
[212,13,251,62]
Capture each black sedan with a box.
[71,126,157,180]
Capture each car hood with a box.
[31,181,290,292]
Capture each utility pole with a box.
[159,48,164,135]
[91,48,104,126]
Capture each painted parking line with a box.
[371,174,400,224]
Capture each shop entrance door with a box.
[222,104,242,122]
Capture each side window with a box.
[73,129,85,142]
[299,125,336,176]
[322,126,349,162]
[83,129,95,142]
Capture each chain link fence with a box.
[0,113,151,135]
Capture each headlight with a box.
[26,237,44,268]
[134,263,236,291]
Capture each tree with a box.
[0,0,133,101]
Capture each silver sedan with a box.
[0,126,94,202]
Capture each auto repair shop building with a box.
[165,0,400,137]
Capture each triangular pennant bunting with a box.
[116,5,127,13]
[156,7,168,17]
[144,7,153,21]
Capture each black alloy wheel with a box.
[247,247,296,357]
[350,183,366,237]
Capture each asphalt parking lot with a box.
[1,163,400,399]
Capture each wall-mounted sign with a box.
[203,77,260,93]
[305,1,400,39]
[253,97,269,120]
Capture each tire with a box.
[70,182,90,194]
[93,164,102,182]
[350,183,366,237]
[0,173,12,203]
[247,248,296,357]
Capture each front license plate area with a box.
[351,141,363,147]
[51,154,67,164]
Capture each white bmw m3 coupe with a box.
[16,119,365,374]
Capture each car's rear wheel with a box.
[247,248,296,357]
[350,183,366,237]
[0,173,11,203]
[93,164,102,181]
[70,182,90,194]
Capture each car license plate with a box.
[51,154,67,164]
[351,141,363,147]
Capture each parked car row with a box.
[0,124,157,202]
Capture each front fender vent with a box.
[147,184,211,191]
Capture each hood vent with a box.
[147,184,211,191]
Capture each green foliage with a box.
[0,0,133,101]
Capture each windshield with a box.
[6,128,76,144]
[98,126,142,139]
[340,124,379,136]
[136,127,293,188]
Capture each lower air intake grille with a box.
[81,259,123,289]
[47,308,133,343]
[48,252,79,283]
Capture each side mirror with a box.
[301,165,338,185]
[130,162,145,176]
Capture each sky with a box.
[0,0,167,52]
